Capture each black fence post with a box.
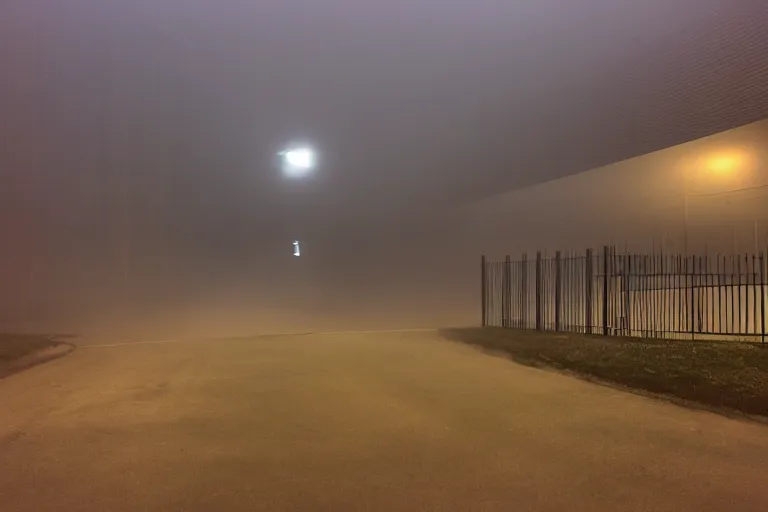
[481,255,487,327]
[536,251,543,331]
[585,248,593,334]
[521,253,528,329]
[555,251,562,332]
[690,255,696,341]
[624,253,632,337]
[602,246,609,336]
[761,252,766,345]
[502,255,511,328]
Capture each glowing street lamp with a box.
[278,144,318,258]
[280,146,317,178]
[702,149,753,178]
[683,148,757,254]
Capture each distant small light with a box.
[293,240,301,257]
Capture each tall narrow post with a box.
[536,252,543,331]
[502,255,511,328]
[690,255,696,340]
[480,255,488,327]
[760,252,766,345]
[555,251,562,332]
[602,246,610,335]
[624,253,632,336]
[585,248,593,334]
[683,194,689,256]
[521,253,529,329]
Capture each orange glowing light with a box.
[706,153,744,175]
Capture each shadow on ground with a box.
[0,333,75,379]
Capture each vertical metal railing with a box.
[481,247,768,342]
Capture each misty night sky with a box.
[2,0,768,335]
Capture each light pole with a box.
[278,145,318,311]
[279,144,318,253]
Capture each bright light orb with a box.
[281,147,316,178]
[707,153,741,175]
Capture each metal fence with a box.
[481,247,767,343]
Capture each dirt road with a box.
[1,330,767,511]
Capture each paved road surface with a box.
[1,330,767,511]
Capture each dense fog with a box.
[2,1,768,340]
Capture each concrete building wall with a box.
[464,119,768,260]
